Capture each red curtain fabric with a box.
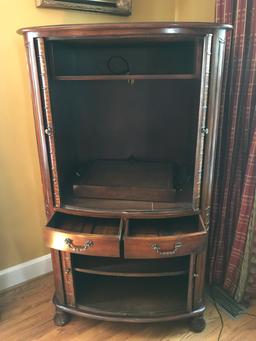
[242,130,256,302]
[208,0,256,298]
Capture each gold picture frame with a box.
[36,0,132,16]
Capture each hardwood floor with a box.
[0,273,255,341]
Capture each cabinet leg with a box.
[189,315,206,333]
[53,307,71,326]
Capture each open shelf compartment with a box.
[47,39,202,78]
[48,74,200,213]
[73,159,176,202]
[74,272,190,317]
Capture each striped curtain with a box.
[208,0,256,301]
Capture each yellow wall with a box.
[0,0,215,270]
[175,0,215,22]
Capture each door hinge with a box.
[45,126,53,136]
[201,127,209,136]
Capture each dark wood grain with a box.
[57,202,196,218]
[192,34,212,210]
[50,249,65,304]
[61,252,75,307]
[36,38,61,207]
[73,160,176,202]
[200,32,227,228]
[23,35,55,219]
[17,22,232,36]
[193,251,207,310]
[19,22,231,328]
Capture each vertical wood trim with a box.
[187,253,196,312]
[24,34,54,219]
[36,37,61,207]
[193,251,207,309]
[194,38,204,78]
[201,31,227,228]
[193,34,213,210]
[50,249,65,305]
[61,252,76,307]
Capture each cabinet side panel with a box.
[187,253,196,312]
[193,251,207,309]
[24,34,54,219]
[51,249,65,305]
[61,252,76,307]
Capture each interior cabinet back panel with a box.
[50,80,200,166]
[48,41,197,76]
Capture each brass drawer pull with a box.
[64,238,94,252]
[152,241,183,256]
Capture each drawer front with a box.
[44,228,120,257]
[124,232,207,259]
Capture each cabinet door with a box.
[35,37,61,208]
[192,34,213,210]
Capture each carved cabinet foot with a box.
[54,308,71,326]
[189,316,206,333]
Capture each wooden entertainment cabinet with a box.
[18,22,231,332]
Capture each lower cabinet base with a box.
[188,315,207,333]
[53,306,71,326]
[53,296,206,329]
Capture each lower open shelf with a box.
[73,255,190,277]
[75,273,189,317]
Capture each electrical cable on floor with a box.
[209,288,224,341]
[213,299,224,341]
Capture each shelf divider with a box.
[55,74,198,81]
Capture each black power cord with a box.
[208,288,224,341]
[212,295,224,341]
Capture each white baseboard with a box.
[0,254,52,292]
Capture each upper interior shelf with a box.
[55,74,198,81]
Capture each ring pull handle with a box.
[64,238,94,252]
[152,241,183,256]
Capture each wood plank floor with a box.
[0,273,255,341]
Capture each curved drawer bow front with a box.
[45,214,122,257]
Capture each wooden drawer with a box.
[123,216,207,259]
[44,213,122,257]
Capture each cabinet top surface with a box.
[18,22,232,36]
